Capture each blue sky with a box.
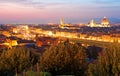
[0,0,120,24]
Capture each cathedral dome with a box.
[101,16,109,25]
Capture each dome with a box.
[101,16,109,25]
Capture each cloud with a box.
[93,0,120,4]
[0,0,68,9]
[90,0,120,9]
[0,0,27,3]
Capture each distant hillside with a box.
[109,18,120,24]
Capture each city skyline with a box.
[0,0,120,24]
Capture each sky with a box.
[0,0,120,24]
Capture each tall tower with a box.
[59,18,69,28]
[89,19,96,27]
[60,18,64,25]
[59,18,64,28]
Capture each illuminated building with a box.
[13,28,18,33]
[10,40,18,47]
[2,39,18,48]
[59,18,80,29]
[17,25,30,39]
[59,18,70,29]
[17,25,29,34]
[36,37,59,47]
[101,16,110,27]
[88,19,96,27]
[87,16,110,27]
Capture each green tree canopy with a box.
[0,47,39,76]
[40,40,88,76]
[87,44,120,76]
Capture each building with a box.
[36,37,59,47]
[87,16,110,27]
[59,18,80,29]
[88,19,96,27]
[101,16,110,27]
[1,39,18,48]
[59,18,70,29]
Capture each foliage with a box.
[26,71,51,76]
[87,44,120,76]
[0,47,39,76]
[40,40,88,76]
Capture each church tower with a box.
[60,18,64,25]
[59,18,70,29]
[59,18,64,28]
[88,19,96,27]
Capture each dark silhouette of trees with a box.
[40,40,88,76]
[86,46,102,59]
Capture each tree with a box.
[87,44,120,76]
[0,47,39,76]
[40,40,88,76]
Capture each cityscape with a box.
[0,0,120,76]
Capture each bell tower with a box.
[59,18,64,28]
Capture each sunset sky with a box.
[0,0,120,24]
